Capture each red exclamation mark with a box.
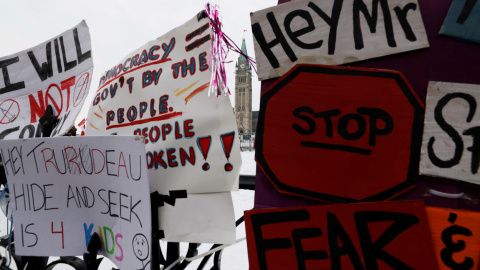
[220,131,235,172]
[197,136,212,171]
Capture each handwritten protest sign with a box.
[245,201,438,270]
[0,136,151,270]
[84,13,240,243]
[440,0,480,44]
[420,81,480,185]
[256,64,423,203]
[254,0,480,211]
[0,21,93,139]
[426,207,480,270]
[250,0,429,80]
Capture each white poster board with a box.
[0,21,93,139]
[85,13,240,244]
[0,136,151,270]
[420,81,480,185]
[251,0,430,80]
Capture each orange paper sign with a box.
[426,206,480,269]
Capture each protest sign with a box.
[254,0,480,211]
[0,21,93,139]
[0,136,151,270]
[84,12,240,244]
[250,0,429,80]
[256,64,423,203]
[420,81,480,185]
[426,207,480,270]
[85,13,240,195]
[245,201,437,270]
[440,0,480,44]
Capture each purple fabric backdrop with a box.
[254,0,480,210]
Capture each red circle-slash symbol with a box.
[0,99,20,124]
[73,72,90,107]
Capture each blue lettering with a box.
[182,58,195,77]
[162,38,176,60]
[149,45,160,60]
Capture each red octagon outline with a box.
[255,64,424,203]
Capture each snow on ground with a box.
[0,151,256,269]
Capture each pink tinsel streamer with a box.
[204,3,256,97]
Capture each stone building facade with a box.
[234,38,258,135]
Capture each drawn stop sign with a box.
[256,65,424,203]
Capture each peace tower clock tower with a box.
[234,38,253,134]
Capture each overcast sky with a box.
[0,0,277,124]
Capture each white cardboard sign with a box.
[0,21,93,139]
[251,0,430,80]
[420,81,480,185]
[84,13,240,244]
[0,136,151,270]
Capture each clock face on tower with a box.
[240,64,245,69]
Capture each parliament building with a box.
[234,38,258,136]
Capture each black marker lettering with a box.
[353,0,396,50]
[252,12,297,68]
[0,57,25,93]
[54,38,63,73]
[292,228,328,270]
[73,28,92,64]
[292,106,316,135]
[337,113,366,141]
[26,141,46,174]
[284,10,323,49]
[0,126,19,139]
[308,0,344,55]
[27,42,53,81]
[328,212,364,270]
[428,93,476,168]
[355,211,419,269]
[357,107,394,146]
[457,0,478,24]
[314,109,342,138]
[463,126,480,174]
[106,150,117,176]
[60,36,77,71]
[393,3,418,41]
[440,213,473,269]
[250,209,309,269]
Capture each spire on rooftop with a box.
[238,38,248,62]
